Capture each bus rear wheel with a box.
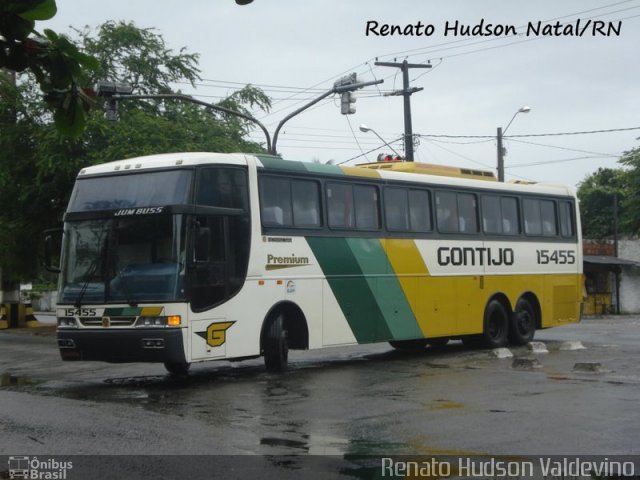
[164,361,190,376]
[264,314,288,372]
[481,300,509,348]
[508,298,536,345]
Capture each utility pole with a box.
[374,60,431,161]
[497,127,505,182]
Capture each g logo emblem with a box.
[206,321,235,347]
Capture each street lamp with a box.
[497,106,531,182]
[359,124,403,159]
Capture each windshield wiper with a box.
[75,231,109,308]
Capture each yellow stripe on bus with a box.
[339,166,381,178]
[381,239,431,336]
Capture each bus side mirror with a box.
[44,228,63,273]
[194,226,211,262]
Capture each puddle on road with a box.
[426,398,464,410]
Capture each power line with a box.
[506,155,617,168]
[336,137,405,165]
[418,126,640,139]
[506,138,620,157]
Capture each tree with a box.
[576,167,630,239]
[0,0,98,136]
[0,21,271,281]
[618,147,640,234]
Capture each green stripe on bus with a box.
[306,237,392,343]
[301,162,344,175]
[258,155,345,176]
[256,155,309,173]
[345,238,423,341]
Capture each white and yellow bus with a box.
[54,152,583,374]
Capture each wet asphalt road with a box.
[1,316,639,463]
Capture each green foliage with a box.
[0,0,99,136]
[618,147,640,234]
[577,167,630,239]
[0,21,270,280]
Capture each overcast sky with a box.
[42,0,640,188]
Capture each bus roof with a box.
[77,152,249,176]
[255,155,576,198]
[78,152,575,198]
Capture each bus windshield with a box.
[59,214,186,305]
[67,170,192,212]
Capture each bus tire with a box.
[264,314,288,372]
[509,298,536,345]
[389,339,428,351]
[481,300,509,348]
[164,361,190,376]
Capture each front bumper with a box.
[57,328,186,363]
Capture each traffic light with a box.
[341,91,356,115]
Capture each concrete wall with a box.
[618,238,640,314]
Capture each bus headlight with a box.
[58,317,78,328]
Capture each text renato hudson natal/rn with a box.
[365,19,622,37]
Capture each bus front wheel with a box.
[264,314,288,372]
[508,298,536,345]
[481,300,509,348]
[164,361,190,376]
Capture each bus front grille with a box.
[79,317,137,327]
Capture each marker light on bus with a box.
[135,316,181,327]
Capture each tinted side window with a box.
[524,198,557,237]
[327,183,354,228]
[260,177,292,226]
[482,195,519,235]
[292,180,321,227]
[482,196,501,234]
[523,199,542,235]
[436,191,458,232]
[457,193,478,233]
[501,197,519,234]
[408,190,432,232]
[559,201,575,237]
[197,168,248,210]
[354,185,380,230]
[540,200,557,236]
[385,188,409,231]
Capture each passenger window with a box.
[457,193,478,233]
[559,201,574,237]
[523,198,557,236]
[436,191,458,232]
[197,168,248,210]
[260,177,293,226]
[523,199,542,235]
[327,183,354,228]
[482,196,501,234]
[292,180,321,227]
[385,188,409,231]
[482,195,519,235]
[354,185,380,230]
[540,200,557,236]
[408,190,432,232]
[501,197,519,234]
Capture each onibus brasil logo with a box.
[8,456,73,479]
